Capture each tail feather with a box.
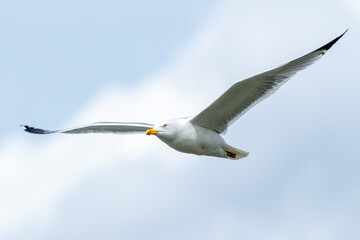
[223,144,249,160]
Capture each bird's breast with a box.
[159,124,225,157]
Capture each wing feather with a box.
[190,31,347,133]
[21,122,154,135]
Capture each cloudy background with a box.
[1,0,359,239]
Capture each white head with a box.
[146,118,188,141]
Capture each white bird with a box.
[22,31,347,160]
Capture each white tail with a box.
[222,144,249,160]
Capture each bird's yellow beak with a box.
[146,128,159,135]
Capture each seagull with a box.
[22,31,347,160]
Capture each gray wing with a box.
[190,31,347,133]
[21,122,154,134]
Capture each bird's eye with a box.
[163,124,168,128]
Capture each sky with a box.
[0,0,359,239]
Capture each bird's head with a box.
[146,122,172,137]
[146,118,187,141]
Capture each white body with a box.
[155,118,249,160]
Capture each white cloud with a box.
[0,82,197,237]
[1,0,360,239]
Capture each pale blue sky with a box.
[0,0,215,137]
[0,0,359,239]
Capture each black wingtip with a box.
[316,29,348,53]
[21,125,52,134]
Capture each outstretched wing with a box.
[190,31,347,133]
[21,122,154,135]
